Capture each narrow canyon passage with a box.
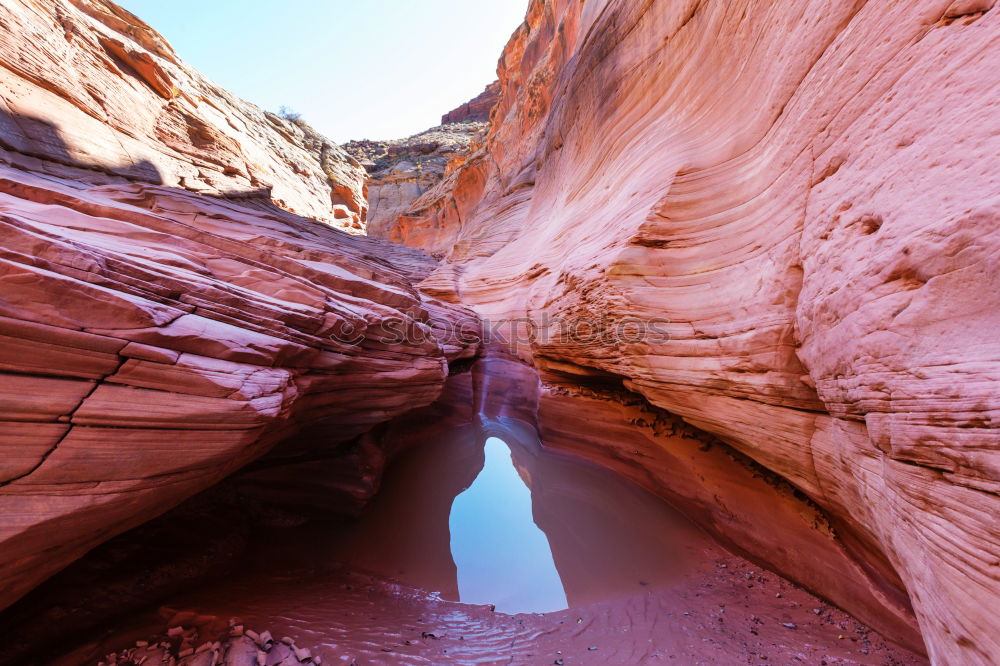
[1,0,998,664]
[10,357,921,665]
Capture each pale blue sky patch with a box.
[115,0,527,143]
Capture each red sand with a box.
[59,539,925,665]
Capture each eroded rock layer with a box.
[395,0,1000,662]
[0,161,478,612]
[0,0,367,229]
[343,121,488,244]
[440,80,501,125]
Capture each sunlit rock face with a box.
[0,0,482,613]
[440,81,500,125]
[394,0,1000,661]
[0,0,368,230]
[343,121,488,246]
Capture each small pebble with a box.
[782,622,797,629]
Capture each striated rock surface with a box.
[0,161,477,613]
[394,0,1000,662]
[0,0,487,613]
[343,121,487,245]
[440,80,501,125]
[0,0,368,230]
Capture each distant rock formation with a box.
[440,81,501,125]
[342,122,487,244]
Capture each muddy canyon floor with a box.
[1,0,998,665]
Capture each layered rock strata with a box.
[391,0,1000,662]
[0,0,367,229]
[0,0,488,613]
[0,162,476,613]
[440,80,501,125]
[343,121,488,243]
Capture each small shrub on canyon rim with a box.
[278,105,302,122]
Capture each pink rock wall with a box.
[0,0,368,230]
[398,0,1000,662]
[0,162,477,612]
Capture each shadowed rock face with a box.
[391,0,1000,662]
[0,160,479,613]
[0,0,368,230]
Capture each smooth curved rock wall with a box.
[396,0,1000,661]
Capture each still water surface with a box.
[330,418,712,613]
[449,436,567,612]
[51,409,719,663]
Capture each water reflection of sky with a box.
[449,437,567,613]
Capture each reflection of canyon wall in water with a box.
[393,1,1000,661]
[327,374,483,602]
[504,419,710,609]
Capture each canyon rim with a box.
[1,1,998,665]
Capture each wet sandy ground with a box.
[39,358,928,665]
[59,543,925,665]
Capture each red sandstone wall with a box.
[0,0,481,612]
[0,0,368,229]
[399,0,1000,662]
[440,81,501,125]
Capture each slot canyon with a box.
[0,0,997,664]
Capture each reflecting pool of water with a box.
[329,416,713,613]
[449,436,567,612]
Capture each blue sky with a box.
[115,1,527,143]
